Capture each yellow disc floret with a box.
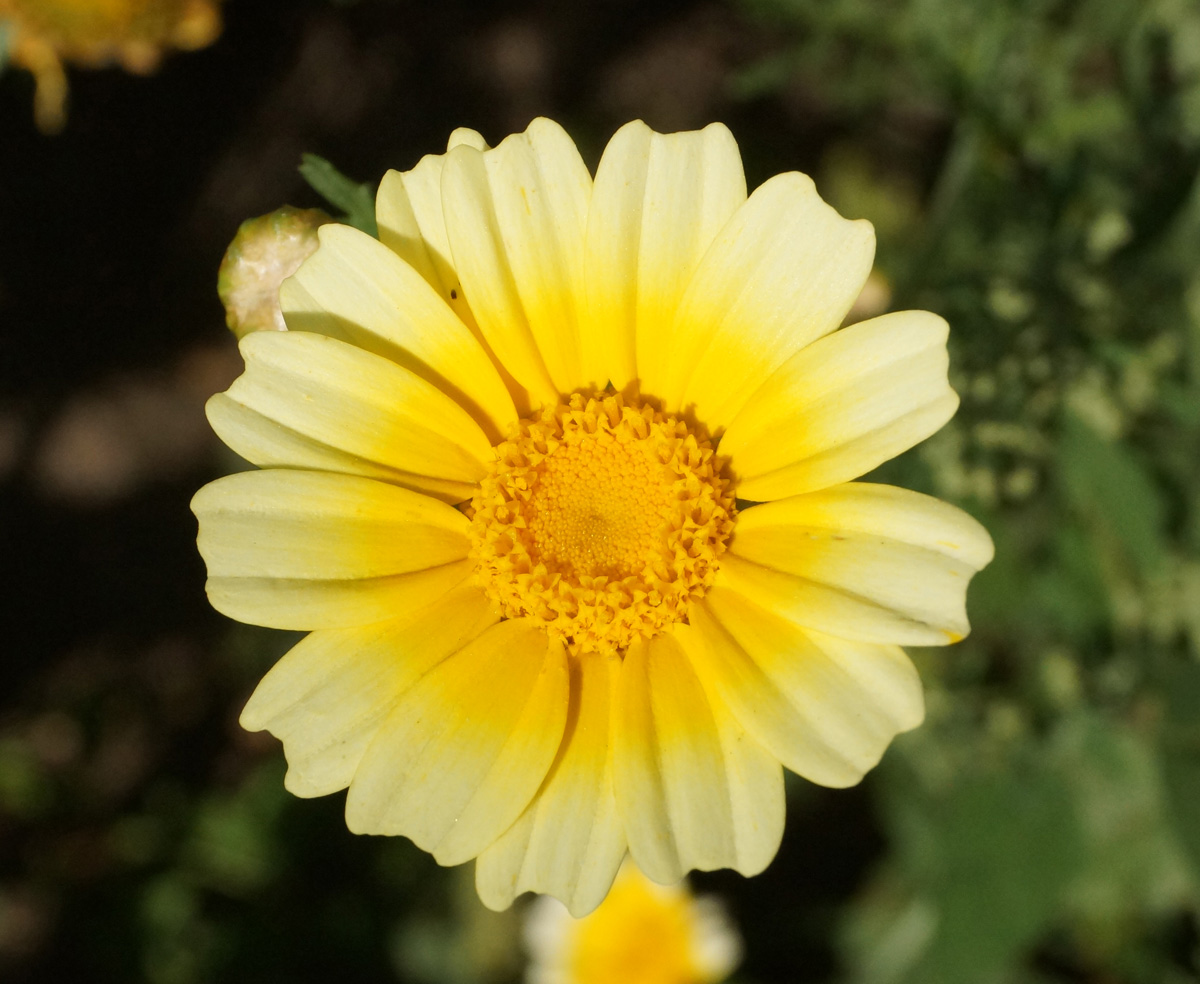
[469,392,735,655]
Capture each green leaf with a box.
[298,154,378,237]
[1036,522,1110,637]
[0,737,52,817]
[1057,411,1168,579]
[1158,381,1200,427]
[919,770,1083,983]
[840,874,938,984]
[728,52,801,100]
[1053,712,1192,922]
[183,762,287,896]
[1157,660,1200,882]
[876,751,1086,984]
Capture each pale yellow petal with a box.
[441,144,557,403]
[204,559,475,631]
[613,633,784,884]
[210,330,491,497]
[685,590,923,788]
[280,223,516,441]
[192,469,469,584]
[376,130,535,416]
[442,118,593,398]
[476,654,626,917]
[205,394,476,504]
[274,277,350,341]
[240,585,498,797]
[723,483,994,645]
[377,162,455,302]
[722,310,959,500]
[583,121,746,392]
[377,154,478,329]
[447,127,489,151]
[661,173,875,432]
[345,619,569,866]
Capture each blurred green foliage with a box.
[733,0,1200,979]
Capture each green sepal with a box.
[298,154,378,238]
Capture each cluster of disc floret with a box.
[468,392,736,655]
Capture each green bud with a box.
[217,206,330,339]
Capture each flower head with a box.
[0,0,222,132]
[192,118,994,915]
[524,863,740,984]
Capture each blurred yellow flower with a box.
[192,118,993,915]
[0,0,222,132]
[524,864,740,984]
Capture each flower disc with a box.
[469,392,735,654]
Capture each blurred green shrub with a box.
[734,0,1200,980]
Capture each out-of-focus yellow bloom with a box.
[524,864,741,984]
[192,118,994,916]
[0,0,222,132]
[218,207,332,339]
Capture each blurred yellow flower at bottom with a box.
[0,0,222,131]
[524,864,741,984]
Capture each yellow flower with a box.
[524,863,740,984]
[192,119,994,916]
[0,0,222,132]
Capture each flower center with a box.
[468,392,736,655]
